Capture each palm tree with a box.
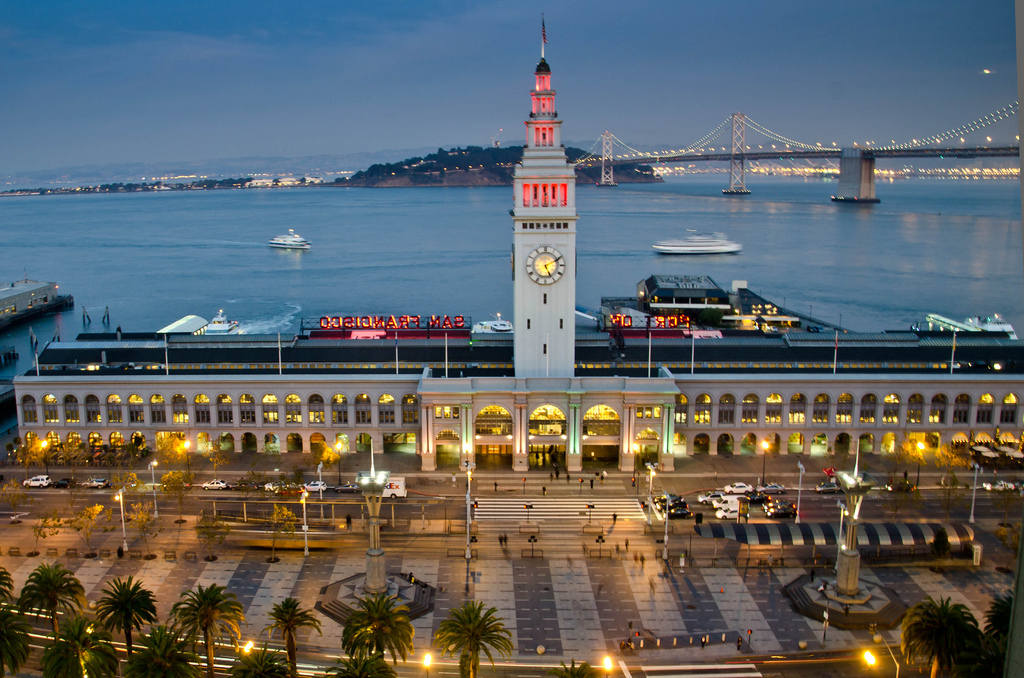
[264,597,322,678]
[549,660,597,678]
[326,652,397,678]
[954,633,1006,678]
[169,583,246,678]
[230,646,291,678]
[984,592,1013,637]
[341,593,414,665]
[901,595,979,678]
[434,601,514,678]
[0,607,31,678]
[0,566,13,602]
[18,562,86,638]
[94,575,158,655]
[41,615,118,678]
[124,625,202,678]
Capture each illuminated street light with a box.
[969,462,980,524]
[796,462,805,524]
[148,461,158,518]
[115,490,128,552]
[760,438,770,485]
[242,640,254,654]
[300,491,309,556]
[335,442,344,484]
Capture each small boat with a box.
[918,313,1017,339]
[205,310,240,335]
[268,229,311,250]
[472,313,514,333]
[653,232,741,255]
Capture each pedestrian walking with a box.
[634,553,639,566]
[612,512,617,524]
[640,554,646,569]
[648,577,655,596]
[345,514,352,529]
[590,478,594,490]
[542,486,547,496]
[555,468,560,480]
[616,544,621,556]
[498,535,503,547]
[550,471,555,482]
[494,481,498,492]
[701,635,707,649]
[625,538,629,552]
[736,637,742,652]
[810,567,815,581]
[602,470,608,483]
[567,473,571,484]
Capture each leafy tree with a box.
[901,596,979,678]
[995,522,1021,554]
[882,434,923,519]
[30,509,63,556]
[169,583,246,678]
[124,625,202,678]
[129,501,161,558]
[16,439,40,479]
[0,479,32,522]
[549,660,597,678]
[934,444,970,520]
[931,527,951,559]
[94,576,158,656]
[984,592,1013,637]
[204,447,230,477]
[57,440,89,481]
[991,487,1021,526]
[41,615,118,678]
[161,471,195,523]
[953,633,1006,678]
[264,597,322,678]
[268,505,297,563]
[195,515,231,562]
[341,593,414,665]
[433,601,513,678]
[112,471,143,498]
[697,308,724,326]
[0,606,30,677]
[18,562,86,638]
[67,504,111,556]
[230,646,291,678]
[325,653,397,678]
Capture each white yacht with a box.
[472,313,514,333]
[205,310,240,335]
[268,229,311,250]
[653,232,741,255]
[920,313,1017,340]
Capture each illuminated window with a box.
[741,394,758,424]
[240,394,256,424]
[907,394,923,424]
[674,394,688,426]
[882,394,900,424]
[836,393,853,424]
[331,394,348,425]
[789,394,806,424]
[402,394,419,425]
[583,405,620,436]
[308,394,325,424]
[216,394,233,424]
[1001,393,1018,425]
[63,395,80,423]
[355,394,372,425]
[812,394,829,424]
[476,405,514,436]
[378,394,395,425]
[765,393,782,424]
[194,394,210,424]
[694,394,711,425]
[952,394,971,424]
[85,395,101,423]
[929,394,947,424]
[107,394,123,424]
[718,394,735,425]
[262,394,279,424]
[42,394,59,423]
[128,394,145,424]
[20,395,37,423]
[860,394,877,424]
[529,405,566,436]
[285,394,302,424]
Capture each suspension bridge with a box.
[577,102,1020,202]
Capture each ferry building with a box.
[13,55,1024,474]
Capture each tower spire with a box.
[541,14,547,59]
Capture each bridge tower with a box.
[722,112,751,195]
[597,131,617,186]
[831,147,880,203]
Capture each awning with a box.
[952,433,970,442]
[976,432,995,443]
[693,522,974,548]
[1000,433,1019,444]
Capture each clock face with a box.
[526,246,565,285]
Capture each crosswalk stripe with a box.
[472,498,646,521]
[641,665,761,678]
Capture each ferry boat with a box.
[917,313,1017,340]
[653,232,741,255]
[472,313,513,333]
[268,229,311,250]
[205,310,240,335]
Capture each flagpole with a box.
[277,333,282,375]
[395,335,399,375]
[833,329,838,374]
[950,329,957,375]
[541,14,546,58]
[444,333,449,378]
[690,331,696,374]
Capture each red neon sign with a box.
[608,314,689,329]
[319,314,465,330]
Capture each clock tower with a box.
[512,54,577,378]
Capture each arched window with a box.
[149,394,166,424]
[977,393,994,424]
[262,394,279,424]
[1001,393,1019,425]
[930,394,947,424]
[106,394,123,424]
[355,394,371,425]
[741,394,758,424]
[789,394,806,424]
[378,394,395,425]
[85,395,101,423]
[953,394,971,424]
[285,394,302,424]
[110,432,124,448]
[882,394,900,424]
[907,394,924,424]
[860,394,877,424]
[63,395,80,423]
[194,394,211,424]
[20,395,37,424]
[172,394,189,424]
[583,405,620,436]
[718,394,735,425]
[127,394,144,424]
[42,394,59,423]
[836,393,853,424]
[308,394,325,424]
[694,394,711,425]
[239,394,256,424]
[529,405,566,436]
[675,394,688,426]
[402,394,419,425]
[216,394,233,425]
[476,405,514,436]
[765,394,783,424]
[812,394,830,424]
[331,394,348,425]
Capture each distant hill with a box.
[335,145,660,187]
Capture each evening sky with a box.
[0,0,1017,174]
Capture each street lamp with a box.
[300,491,309,556]
[646,463,656,525]
[836,500,847,564]
[603,656,612,672]
[865,628,901,678]
[662,494,670,561]
[183,440,191,475]
[969,462,980,524]
[148,461,159,518]
[335,442,344,484]
[795,461,805,524]
[424,653,431,678]
[916,441,925,487]
[115,490,128,552]
[524,504,533,523]
[760,439,770,486]
[465,461,475,560]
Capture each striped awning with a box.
[693,522,974,548]
[952,433,970,442]
[976,432,995,443]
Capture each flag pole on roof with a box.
[541,14,547,58]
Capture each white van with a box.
[383,477,407,498]
[712,495,740,511]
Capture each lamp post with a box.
[969,462,980,524]
[524,504,533,523]
[662,495,670,561]
[317,462,324,500]
[465,462,475,560]
[865,630,901,678]
[148,461,159,518]
[335,442,344,484]
[916,441,924,487]
[836,500,847,565]
[183,440,191,475]
[424,653,431,678]
[586,503,595,524]
[795,461,805,524]
[646,464,656,525]
[115,490,128,552]
[760,438,770,486]
[300,491,309,556]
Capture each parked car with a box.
[715,506,739,520]
[984,480,1017,492]
[756,483,787,494]
[304,481,328,493]
[52,477,76,489]
[82,477,110,489]
[232,480,261,493]
[885,479,917,493]
[816,481,840,494]
[697,491,726,505]
[273,483,304,497]
[722,482,755,495]
[23,475,52,488]
[765,501,797,519]
[334,482,361,494]
[202,479,229,491]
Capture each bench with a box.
[99,549,111,558]
[184,551,197,561]
[7,547,19,557]
[64,548,78,559]
[129,549,142,560]
[520,548,544,558]
[446,548,477,558]
[164,550,176,561]
[46,548,58,557]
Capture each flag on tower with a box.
[542,16,547,44]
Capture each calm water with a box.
[0,176,1021,378]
